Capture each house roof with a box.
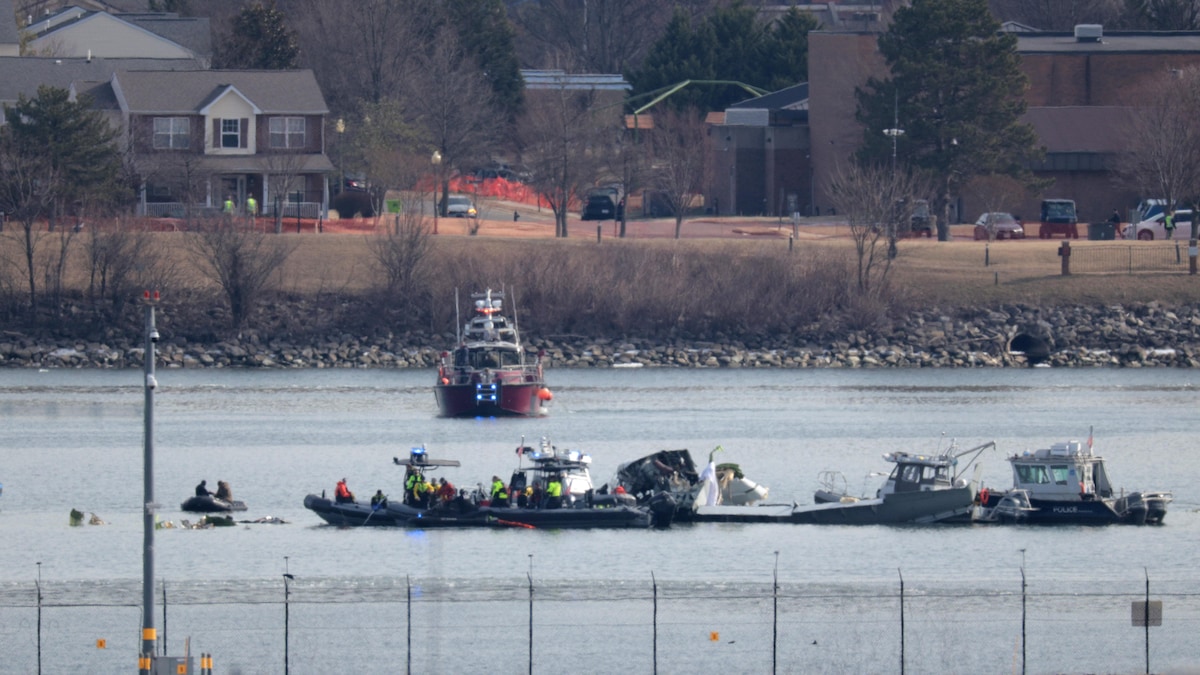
[121,14,212,58]
[27,11,210,60]
[112,70,329,115]
[1023,106,1135,153]
[0,55,204,104]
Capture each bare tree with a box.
[85,219,174,317]
[518,85,607,237]
[367,198,433,316]
[511,0,672,73]
[647,107,710,239]
[187,217,297,328]
[401,27,501,214]
[826,162,925,295]
[264,153,307,233]
[287,0,429,107]
[0,137,56,315]
[1119,67,1200,238]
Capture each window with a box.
[153,117,189,149]
[221,118,240,148]
[269,117,306,149]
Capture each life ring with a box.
[979,487,990,505]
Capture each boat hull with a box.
[304,494,652,529]
[181,496,248,513]
[689,487,975,525]
[977,492,1169,525]
[435,381,544,418]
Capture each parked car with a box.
[1125,209,1194,240]
[581,189,623,221]
[444,194,476,218]
[973,212,1026,240]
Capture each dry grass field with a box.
[4,214,1200,325]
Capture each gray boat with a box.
[690,440,994,525]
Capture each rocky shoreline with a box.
[3,302,1199,370]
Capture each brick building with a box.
[807,26,1200,223]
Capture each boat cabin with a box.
[1009,441,1113,501]
[453,345,524,369]
[879,452,958,495]
[511,441,594,503]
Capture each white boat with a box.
[975,433,1172,525]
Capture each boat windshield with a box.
[1015,464,1051,484]
[457,348,523,369]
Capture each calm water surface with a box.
[1,367,1198,674]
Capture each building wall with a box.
[808,31,888,215]
[708,124,811,216]
[1021,52,1200,106]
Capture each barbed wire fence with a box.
[2,569,1198,674]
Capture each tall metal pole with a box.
[1145,567,1150,675]
[527,554,534,675]
[36,561,42,675]
[141,291,159,674]
[406,575,412,675]
[772,551,779,675]
[284,557,293,675]
[898,568,905,675]
[1020,565,1026,675]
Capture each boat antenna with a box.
[508,284,522,347]
[454,288,461,344]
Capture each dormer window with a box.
[221,118,240,148]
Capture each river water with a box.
[1,367,1198,674]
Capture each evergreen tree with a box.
[855,0,1041,222]
[220,1,300,70]
[760,8,819,92]
[4,85,123,212]
[445,0,525,121]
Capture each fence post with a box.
[1058,241,1071,275]
[1190,239,1197,275]
[651,572,658,675]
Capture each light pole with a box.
[431,150,442,235]
[335,118,345,197]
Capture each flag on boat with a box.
[1087,426,1093,451]
[695,445,723,507]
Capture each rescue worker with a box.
[490,475,509,508]
[545,475,564,509]
[405,469,422,505]
[245,195,258,217]
[418,477,435,508]
[436,477,456,504]
[195,480,211,497]
[335,478,355,504]
[223,196,235,214]
[371,489,387,508]
[214,480,233,501]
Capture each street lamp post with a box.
[431,150,442,235]
[335,118,345,194]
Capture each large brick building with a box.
[805,26,1200,223]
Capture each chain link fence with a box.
[982,241,1192,275]
[1,572,1197,674]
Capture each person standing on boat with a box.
[490,476,510,508]
[545,475,564,509]
[335,478,355,504]
[195,480,211,498]
[214,481,232,501]
[405,469,422,505]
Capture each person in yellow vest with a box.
[223,195,235,214]
[545,475,564,509]
[245,195,258,218]
[490,475,509,508]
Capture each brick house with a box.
[108,69,334,218]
